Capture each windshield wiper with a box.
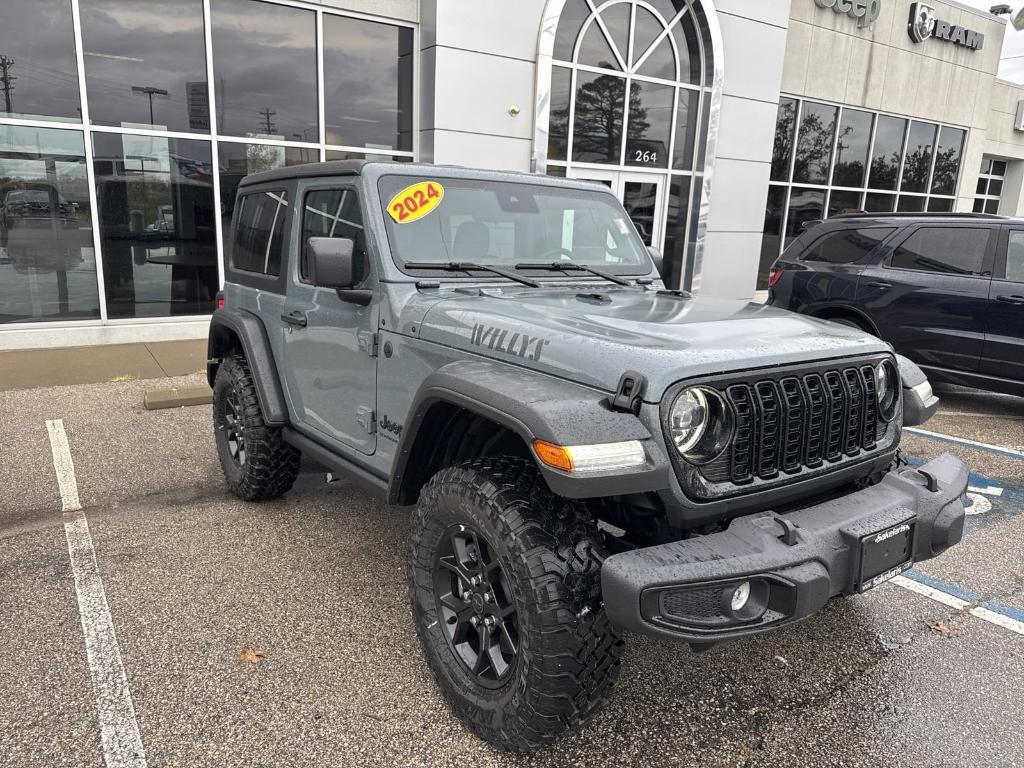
[403,261,540,288]
[515,261,633,287]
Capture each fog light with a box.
[729,581,751,612]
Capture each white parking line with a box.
[46,419,81,512]
[890,575,1024,637]
[903,427,1024,460]
[46,419,148,768]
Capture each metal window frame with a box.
[0,0,419,329]
[764,94,970,266]
[533,0,723,291]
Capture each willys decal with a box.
[470,323,550,362]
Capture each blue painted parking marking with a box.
[904,454,1023,535]
[890,443,1024,634]
[902,570,1024,625]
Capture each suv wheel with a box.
[408,457,623,751]
[829,315,873,334]
[213,352,300,500]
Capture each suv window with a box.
[889,227,991,276]
[1005,231,1024,282]
[802,227,894,264]
[232,189,289,276]
[301,188,366,283]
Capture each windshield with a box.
[377,175,651,274]
[8,190,51,203]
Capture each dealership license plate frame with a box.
[856,518,916,593]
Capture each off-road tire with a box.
[213,352,300,501]
[408,457,624,752]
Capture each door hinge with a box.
[357,406,376,434]
[358,331,379,358]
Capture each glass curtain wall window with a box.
[0,0,416,326]
[544,0,716,291]
[759,96,966,290]
[974,157,1006,214]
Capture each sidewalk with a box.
[0,340,207,392]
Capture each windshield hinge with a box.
[609,370,646,414]
[357,406,376,434]
[358,331,379,358]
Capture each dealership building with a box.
[1,0,1023,348]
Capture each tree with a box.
[568,68,647,163]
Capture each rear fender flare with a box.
[207,309,289,425]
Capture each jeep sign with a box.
[908,2,984,49]
[814,0,882,28]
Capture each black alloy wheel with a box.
[434,525,519,688]
[408,457,624,751]
[211,352,300,501]
[220,389,246,466]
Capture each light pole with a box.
[131,85,169,126]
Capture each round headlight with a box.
[668,387,733,463]
[875,360,899,421]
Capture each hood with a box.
[414,286,891,399]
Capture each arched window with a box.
[535,0,721,290]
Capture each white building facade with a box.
[1,0,1023,348]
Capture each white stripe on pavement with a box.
[890,575,1024,638]
[967,485,1004,497]
[46,419,148,768]
[903,427,1024,460]
[46,418,82,512]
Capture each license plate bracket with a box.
[857,518,915,593]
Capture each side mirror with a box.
[646,245,664,278]
[308,237,355,289]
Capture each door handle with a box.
[281,310,307,328]
[996,294,1024,305]
[865,281,891,289]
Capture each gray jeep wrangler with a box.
[207,160,968,751]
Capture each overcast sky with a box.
[954,0,1024,81]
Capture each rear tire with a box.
[408,457,623,752]
[213,352,300,500]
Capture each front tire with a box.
[212,352,300,500]
[408,458,623,752]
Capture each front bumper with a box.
[601,453,968,643]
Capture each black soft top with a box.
[238,159,368,187]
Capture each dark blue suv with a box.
[768,213,1024,397]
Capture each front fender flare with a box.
[388,360,672,503]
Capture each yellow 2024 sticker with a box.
[387,180,444,223]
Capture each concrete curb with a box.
[144,385,213,410]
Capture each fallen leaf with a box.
[239,647,265,664]
[928,620,956,638]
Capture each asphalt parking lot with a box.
[1,377,1022,768]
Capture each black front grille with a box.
[719,365,881,485]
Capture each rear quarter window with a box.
[232,189,289,276]
[889,227,991,276]
[801,227,894,264]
